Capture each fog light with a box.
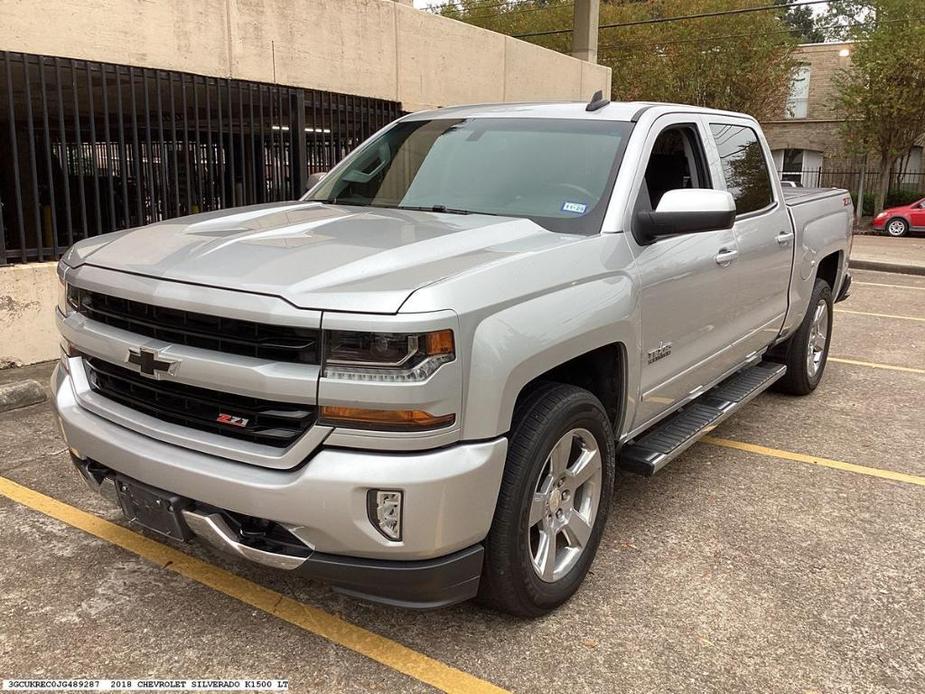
[367,490,402,541]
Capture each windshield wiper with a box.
[397,204,470,215]
[313,200,501,217]
[399,204,507,217]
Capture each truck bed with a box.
[782,187,848,207]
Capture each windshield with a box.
[305,117,633,234]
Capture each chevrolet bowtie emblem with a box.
[127,347,177,377]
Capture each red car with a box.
[871,197,925,237]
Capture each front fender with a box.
[460,274,639,440]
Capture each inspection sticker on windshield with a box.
[561,201,587,214]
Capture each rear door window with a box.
[709,124,774,215]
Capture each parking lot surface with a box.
[1,268,923,693]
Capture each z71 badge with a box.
[647,342,672,364]
[216,413,249,428]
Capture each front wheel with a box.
[885,217,909,237]
[477,383,615,617]
[774,278,833,395]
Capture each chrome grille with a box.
[84,357,315,449]
[71,288,319,364]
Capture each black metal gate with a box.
[0,51,403,265]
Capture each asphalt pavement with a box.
[1,267,923,693]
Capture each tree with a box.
[434,0,799,121]
[831,0,925,213]
[774,0,826,43]
[597,0,799,119]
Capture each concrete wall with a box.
[0,0,611,366]
[0,0,611,111]
[0,263,58,368]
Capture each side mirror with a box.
[305,171,327,193]
[636,188,736,241]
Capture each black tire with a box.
[774,278,833,396]
[477,382,615,618]
[884,217,909,237]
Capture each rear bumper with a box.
[835,271,852,303]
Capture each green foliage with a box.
[831,0,925,211]
[774,0,826,43]
[435,0,800,120]
[600,0,799,119]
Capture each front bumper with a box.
[75,456,485,608]
[53,364,507,605]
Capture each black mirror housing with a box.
[636,208,736,241]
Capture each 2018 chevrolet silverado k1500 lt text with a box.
[53,97,853,617]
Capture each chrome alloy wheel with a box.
[528,428,603,583]
[806,298,829,378]
[887,219,907,236]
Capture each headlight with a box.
[322,329,455,382]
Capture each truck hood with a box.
[65,202,581,313]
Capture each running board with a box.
[619,362,787,476]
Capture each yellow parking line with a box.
[835,308,925,322]
[702,436,925,487]
[829,357,925,375]
[855,280,925,291]
[0,476,508,694]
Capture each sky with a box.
[413,1,831,13]
[411,1,832,19]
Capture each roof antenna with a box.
[586,90,610,112]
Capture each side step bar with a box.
[619,361,787,476]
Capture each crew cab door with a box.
[626,116,743,431]
[706,120,792,357]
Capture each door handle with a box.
[776,230,795,245]
[714,248,738,266]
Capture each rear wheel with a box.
[885,217,909,237]
[478,383,615,617]
[774,278,833,395]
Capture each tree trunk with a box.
[875,155,892,214]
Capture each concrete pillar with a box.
[571,0,600,64]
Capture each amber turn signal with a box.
[424,329,455,356]
[320,406,455,432]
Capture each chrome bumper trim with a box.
[181,509,309,570]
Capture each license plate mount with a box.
[115,475,193,541]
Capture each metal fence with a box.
[0,51,403,265]
[779,168,925,197]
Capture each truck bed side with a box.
[779,187,853,339]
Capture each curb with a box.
[850,259,925,277]
[0,379,47,413]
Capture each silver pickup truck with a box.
[53,97,852,617]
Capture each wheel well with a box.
[816,251,841,291]
[515,343,625,430]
